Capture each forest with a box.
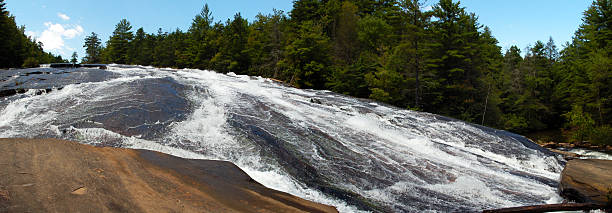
[0,0,65,68]
[3,0,611,145]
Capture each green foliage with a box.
[0,0,64,68]
[290,0,322,23]
[22,57,39,68]
[327,53,375,98]
[357,15,392,52]
[501,114,529,133]
[333,1,359,64]
[181,3,215,69]
[279,21,331,89]
[128,28,154,66]
[366,66,405,105]
[83,32,102,63]
[106,19,133,64]
[563,105,595,143]
[70,52,78,64]
[246,9,287,78]
[211,13,250,74]
[590,125,612,146]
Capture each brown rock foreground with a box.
[560,159,612,206]
[0,138,338,213]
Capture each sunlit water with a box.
[0,65,566,212]
[565,148,612,160]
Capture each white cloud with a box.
[58,13,70,21]
[36,22,84,51]
[423,5,433,11]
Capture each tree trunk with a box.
[482,82,491,125]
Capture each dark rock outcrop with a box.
[0,138,338,213]
[560,159,612,206]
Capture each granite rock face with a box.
[560,159,612,205]
[0,138,337,213]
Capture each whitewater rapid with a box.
[0,65,565,212]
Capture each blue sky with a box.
[5,0,592,59]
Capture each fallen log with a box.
[482,203,609,213]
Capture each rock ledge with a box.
[0,138,337,213]
[560,159,612,206]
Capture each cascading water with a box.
[0,65,565,212]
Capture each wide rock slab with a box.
[560,159,612,205]
[0,138,337,213]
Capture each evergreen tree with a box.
[128,28,154,65]
[290,0,322,24]
[426,0,487,122]
[106,19,133,64]
[399,0,429,109]
[279,21,331,88]
[328,14,391,98]
[211,13,250,74]
[333,1,360,65]
[0,0,10,67]
[578,0,612,53]
[83,32,102,63]
[71,52,78,64]
[182,3,215,69]
[247,9,288,78]
[0,0,64,68]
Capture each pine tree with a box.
[128,28,154,65]
[0,0,63,68]
[290,0,322,24]
[279,21,331,89]
[211,13,250,74]
[578,0,612,52]
[426,0,484,121]
[0,0,9,67]
[83,32,102,63]
[327,14,391,98]
[70,52,78,64]
[106,19,133,64]
[183,3,215,69]
[333,1,359,65]
[247,9,287,78]
[399,0,429,109]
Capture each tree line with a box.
[80,0,609,145]
[0,0,65,68]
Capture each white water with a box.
[566,148,612,160]
[0,65,566,212]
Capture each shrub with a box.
[22,57,39,68]
[590,125,612,146]
[563,105,594,143]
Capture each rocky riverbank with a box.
[537,140,612,153]
[560,159,612,206]
[484,158,612,213]
[0,138,337,213]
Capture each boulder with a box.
[548,148,582,160]
[560,159,612,206]
[0,138,337,213]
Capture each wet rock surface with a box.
[0,138,337,213]
[0,66,567,212]
[0,67,117,92]
[560,159,612,205]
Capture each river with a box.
[0,65,566,212]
